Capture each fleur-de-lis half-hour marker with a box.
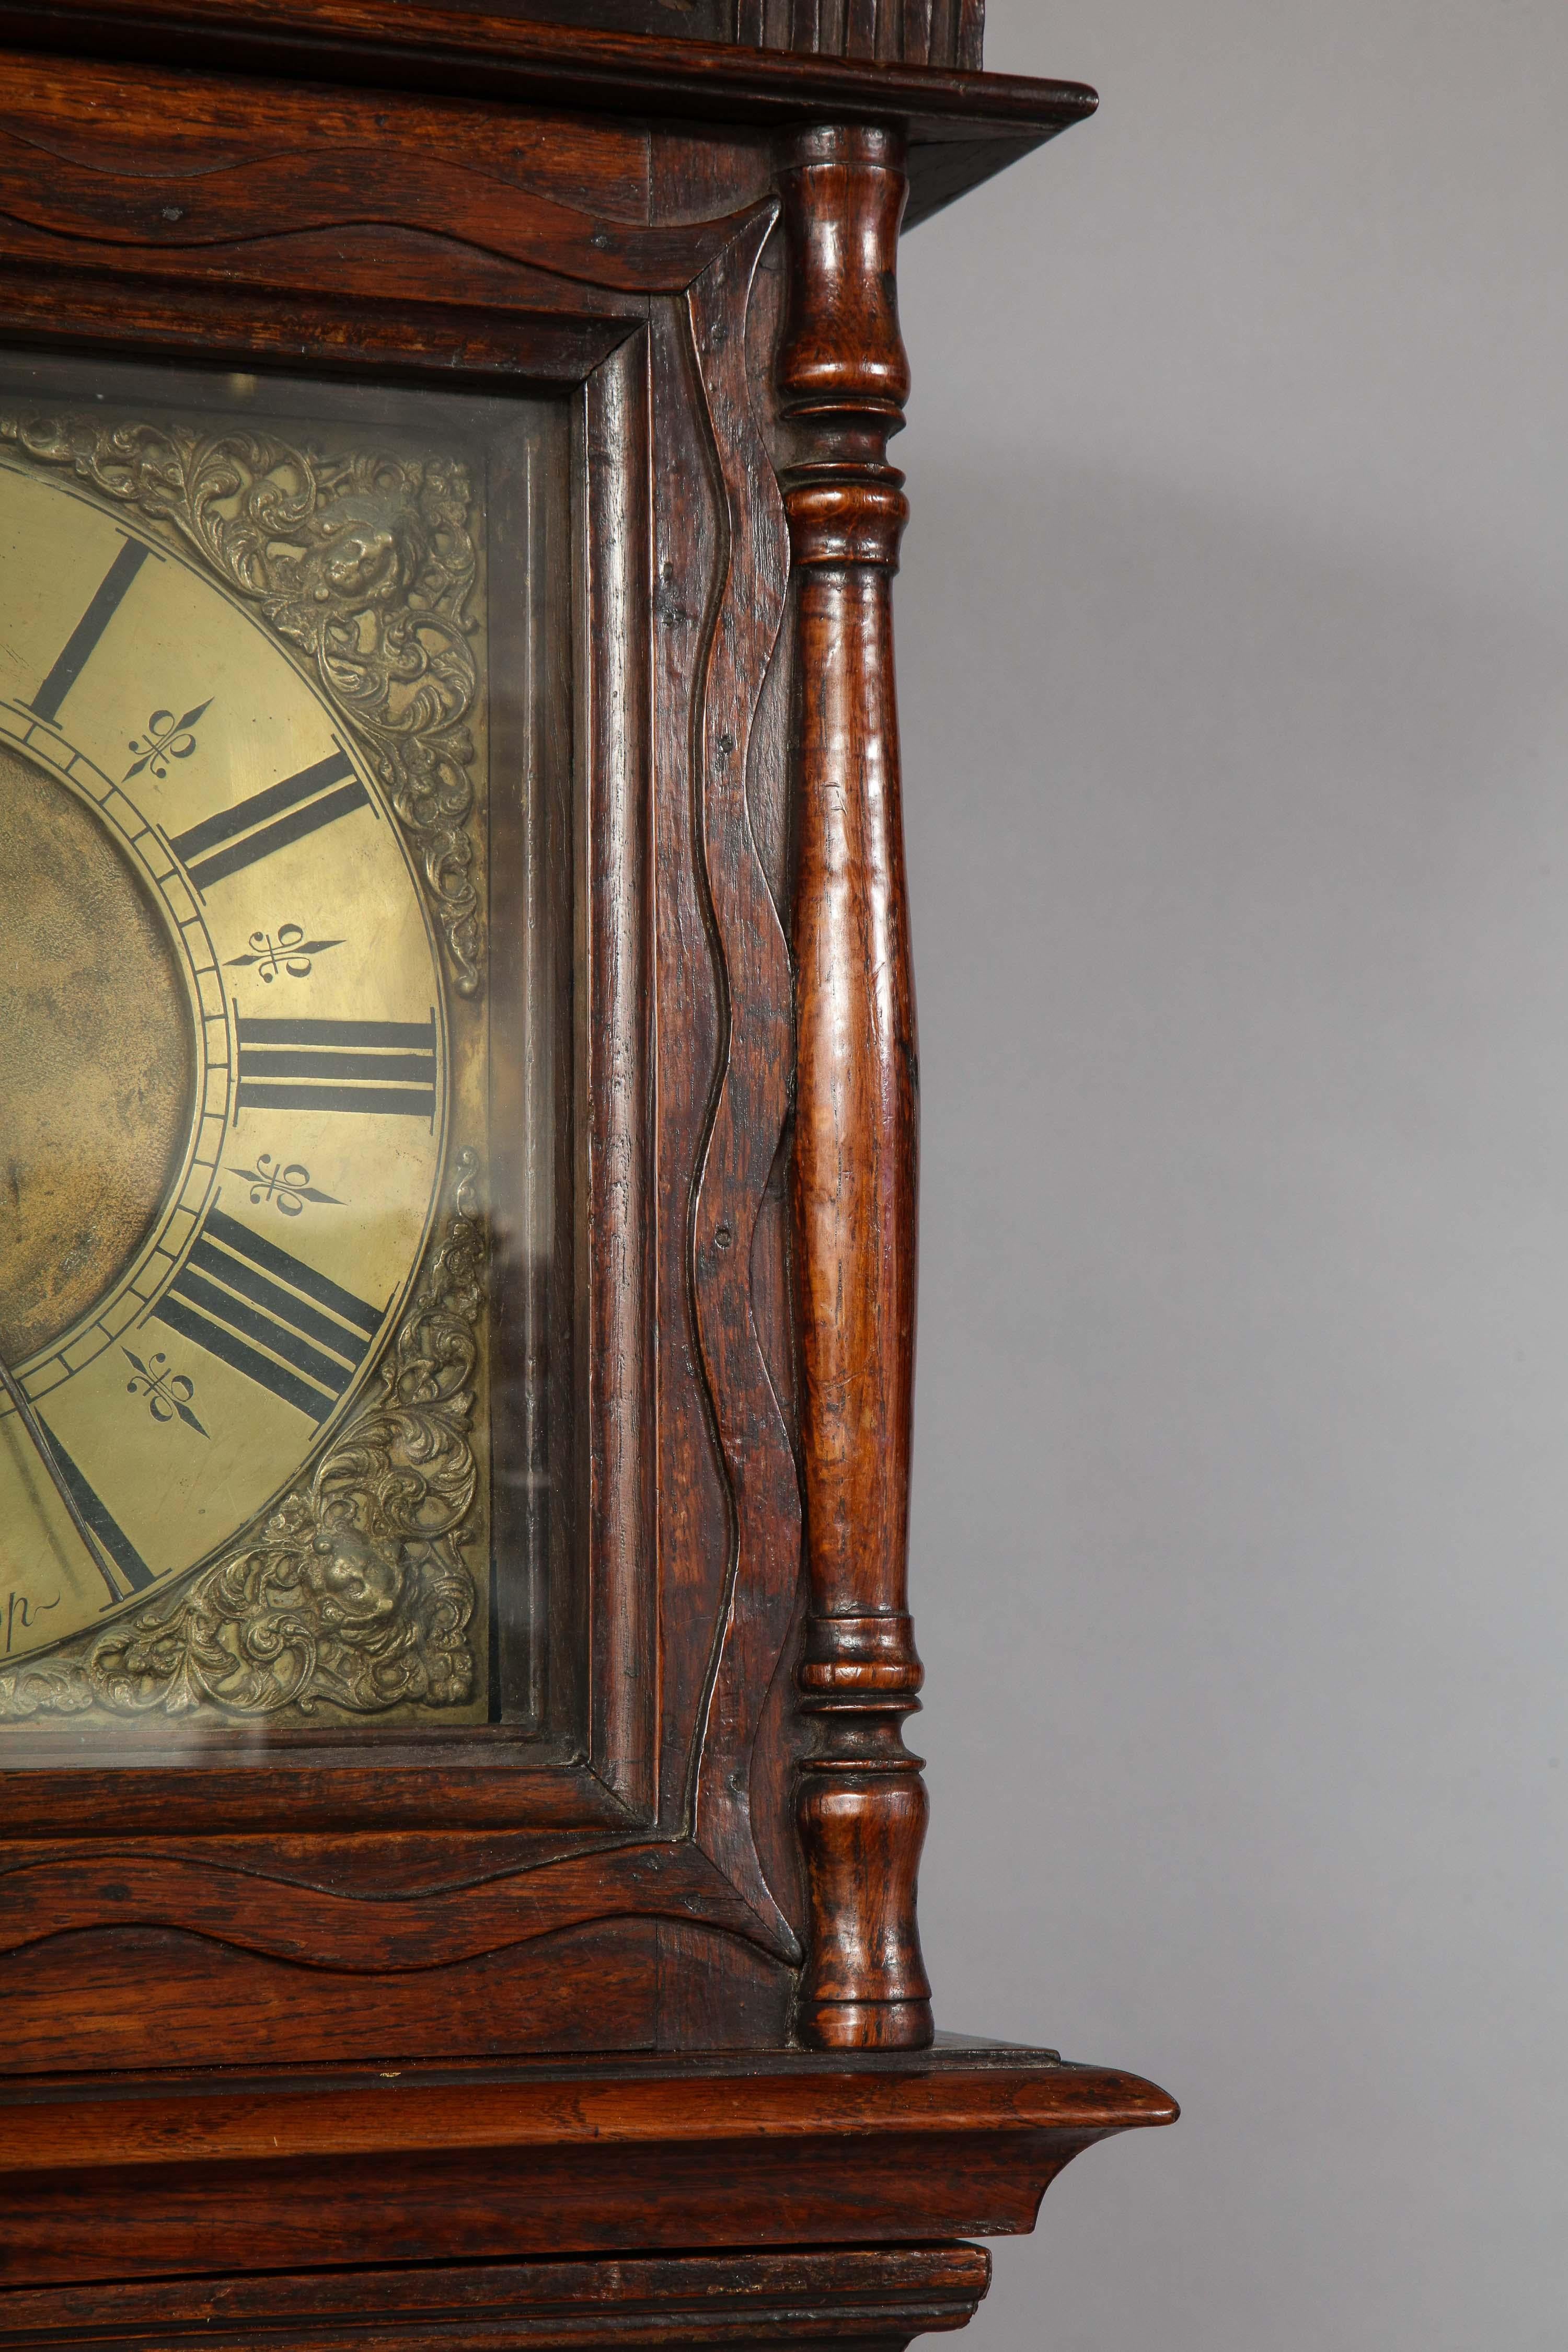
[224,924,343,984]
[229,1154,343,1217]
[123,700,211,783]
[123,1349,209,1437]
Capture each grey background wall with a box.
[895,3,1567,2346]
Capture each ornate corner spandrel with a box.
[0,410,484,998]
[778,122,932,2050]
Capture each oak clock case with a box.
[0,356,572,1739]
[0,18,1179,2342]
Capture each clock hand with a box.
[0,1351,124,1596]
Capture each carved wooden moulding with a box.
[740,0,984,65]
[412,0,986,70]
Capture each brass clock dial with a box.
[0,458,448,1670]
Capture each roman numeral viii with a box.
[28,537,154,725]
[169,750,369,893]
[236,1016,439,1123]
[153,1204,384,1425]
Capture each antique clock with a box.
[0,3,1174,2343]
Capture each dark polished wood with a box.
[0,2044,1175,2289]
[0,0,1095,226]
[737,0,987,70]
[780,122,929,2051]
[261,0,988,73]
[0,2244,993,2349]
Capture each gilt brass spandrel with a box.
[0,406,486,999]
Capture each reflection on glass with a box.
[0,353,572,1746]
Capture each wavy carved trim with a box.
[0,408,485,995]
[683,207,803,1959]
[0,122,772,297]
[0,1841,782,1971]
[0,1154,483,1724]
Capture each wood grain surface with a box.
[218,0,990,73]
[0,0,1096,227]
[779,122,930,2050]
[0,2242,993,2349]
[0,2045,1177,2287]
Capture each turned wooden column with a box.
[781,122,932,2051]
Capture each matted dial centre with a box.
[0,742,194,1364]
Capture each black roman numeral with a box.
[29,538,154,725]
[169,750,370,893]
[236,1016,439,1122]
[39,1425,156,1604]
[152,1203,384,1425]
